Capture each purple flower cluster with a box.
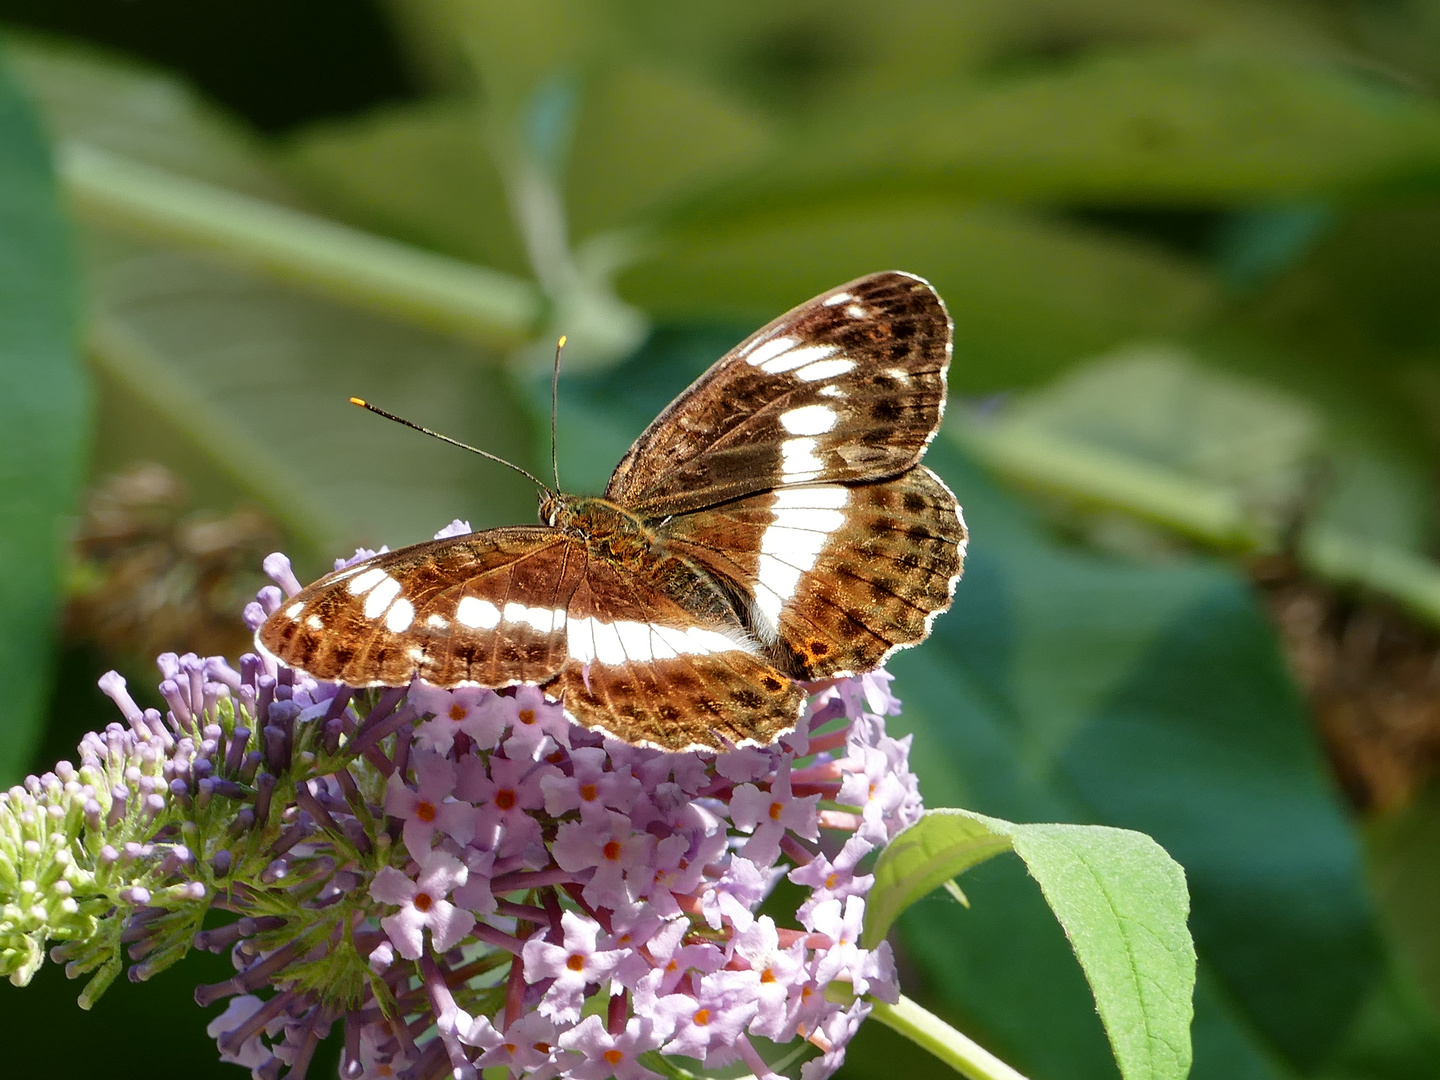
[13,527,924,1080]
[357,668,916,1080]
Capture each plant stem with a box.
[951,421,1262,550]
[953,419,1440,630]
[869,995,1031,1080]
[58,141,544,350]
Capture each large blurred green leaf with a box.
[1370,786,1440,1020]
[562,65,775,240]
[402,0,615,118]
[281,98,530,273]
[0,42,85,780]
[280,63,776,267]
[979,345,1436,553]
[8,38,539,570]
[619,201,1216,391]
[84,234,537,568]
[281,72,1217,392]
[4,34,291,200]
[681,47,1440,211]
[583,0,1354,115]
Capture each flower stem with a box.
[869,995,1030,1080]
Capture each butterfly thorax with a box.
[542,493,657,566]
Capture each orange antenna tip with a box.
[349,396,367,407]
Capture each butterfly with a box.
[257,271,966,752]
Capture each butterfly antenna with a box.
[551,335,565,492]
[349,397,551,494]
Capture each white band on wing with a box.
[565,616,751,665]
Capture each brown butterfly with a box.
[257,271,966,752]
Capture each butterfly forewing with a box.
[257,530,582,688]
[605,271,951,517]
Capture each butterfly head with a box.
[538,490,569,528]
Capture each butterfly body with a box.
[259,271,966,752]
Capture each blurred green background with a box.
[4,2,1440,1078]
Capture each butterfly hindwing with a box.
[605,271,951,517]
[662,467,966,679]
[544,555,804,752]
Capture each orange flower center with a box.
[495,789,516,810]
[769,801,784,821]
[566,953,586,972]
[603,1050,624,1066]
[603,840,623,860]
[760,968,776,983]
[415,800,436,823]
[518,708,536,725]
[580,783,598,802]
[692,1008,712,1026]
[449,704,467,722]
[413,892,433,913]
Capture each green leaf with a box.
[575,0,1355,119]
[10,39,540,568]
[0,40,85,780]
[281,63,776,267]
[563,65,774,240]
[83,232,538,567]
[959,343,1440,625]
[1369,784,1440,1022]
[281,98,531,274]
[1004,822,1192,1080]
[619,200,1216,392]
[693,46,1440,211]
[5,34,290,199]
[863,812,1013,945]
[993,347,1321,513]
[970,343,1438,550]
[866,809,1195,1080]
